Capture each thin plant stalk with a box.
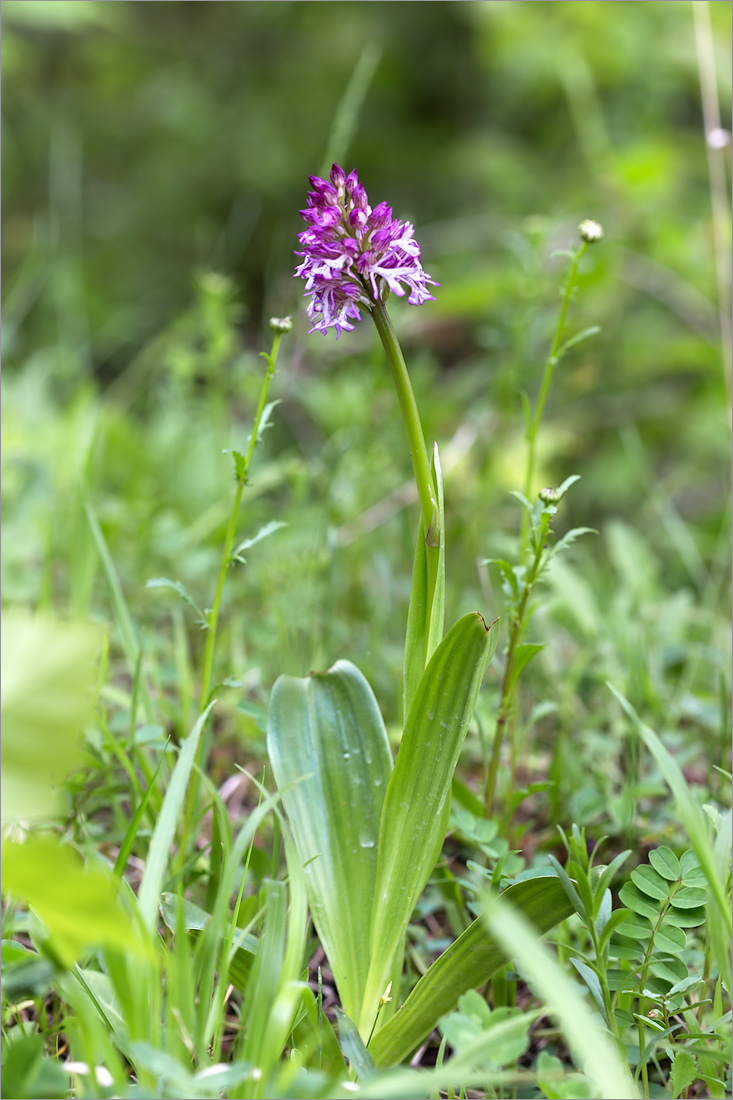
[199,329,285,713]
[179,327,285,867]
[521,240,587,560]
[484,519,546,819]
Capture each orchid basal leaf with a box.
[267,660,393,1022]
[360,611,498,1036]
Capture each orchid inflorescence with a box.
[294,164,438,336]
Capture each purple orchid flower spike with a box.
[294,165,438,337]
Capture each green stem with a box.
[198,331,283,713]
[370,299,437,542]
[521,242,587,559]
[484,527,545,819]
[178,330,284,870]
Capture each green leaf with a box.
[618,882,660,922]
[669,886,707,909]
[649,846,680,881]
[549,526,597,558]
[145,577,208,627]
[679,851,705,886]
[569,957,609,1025]
[1,613,100,824]
[630,865,670,900]
[439,1001,531,1066]
[291,984,344,1072]
[369,876,573,1068]
[650,957,688,986]
[1,1033,70,1100]
[361,612,498,1036]
[557,325,601,357]
[607,686,731,956]
[670,1049,698,1098]
[614,913,652,941]
[505,642,544,698]
[137,702,215,930]
[267,660,393,1021]
[1,835,144,968]
[655,922,686,953]
[231,519,288,562]
[662,905,707,928]
[403,443,446,718]
[481,888,639,1100]
[336,1007,376,1081]
[159,892,258,994]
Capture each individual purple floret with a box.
[294,165,438,337]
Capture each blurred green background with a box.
[2,0,730,746]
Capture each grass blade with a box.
[137,702,215,930]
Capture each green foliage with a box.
[1,613,101,824]
[267,660,393,1022]
[1,4,731,1096]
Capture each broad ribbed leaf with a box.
[370,876,573,1067]
[360,612,498,1036]
[267,660,393,1021]
[403,444,445,718]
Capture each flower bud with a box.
[268,316,293,334]
[538,487,561,505]
[578,219,603,243]
[351,183,368,210]
[368,202,393,231]
[330,163,346,188]
[345,169,359,195]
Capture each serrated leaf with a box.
[267,661,393,1022]
[361,613,498,1037]
[669,886,707,909]
[146,577,208,627]
[649,847,680,881]
[631,865,669,900]
[618,882,660,922]
[369,876,573,1068]
[550,526,597,558]
[670,1049,698,1098]
[232,520,288,561]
